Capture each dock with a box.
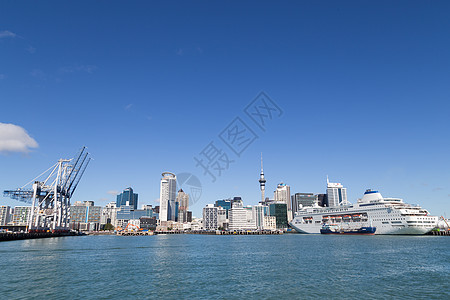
[116,230,284,236]
[428,230,450,236]
[0,231,78,242]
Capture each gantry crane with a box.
[4,147,91,232]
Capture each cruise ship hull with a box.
[290,222,433,235]
[290,190,438,235]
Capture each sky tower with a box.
[259,153,266,203]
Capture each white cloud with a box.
[0,30,16,38]
[107,190,119,196]
[0,123,39,154]
[0,74,5,80]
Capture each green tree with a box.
[103,223,115,231]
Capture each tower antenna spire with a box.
[261,152,263,171]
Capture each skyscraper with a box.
[253,204,265,230]
[274,182,291,222]
[326,176,347,207]
[177,189,189,211]
[116,187,138,209]
[269,202,288,229]
[177,189,189,223]
[274,183,291,211]
[160,172,177,222]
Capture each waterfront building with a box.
[253,204,265,230]
[116,219,131,230]
[101,202,119,226]
[12,206,32,226]
[217,208,227,230]
[116,187,138,209]
[156,220,184,231]
[70,201,102,231]
[263,216,277,230]
[292,193,317,213]
[274,183,292,221]
[140,216,157,230]
[215,199,232,218]
[178,210,192,223]
[160,172,177,222]
[203,204,219,230]
[269,202,288,229]
[229,200,256,230]
[190,218,203,231]
[245,205,254,224]
[326,177,348,207]
[71,201,92,223]
[0,206,11,226]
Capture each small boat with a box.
[320,224,376,235]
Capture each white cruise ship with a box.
[290,189,438,235]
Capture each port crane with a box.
[440,216,450,231]
[3,147,91,232]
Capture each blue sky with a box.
[0,1,449,217]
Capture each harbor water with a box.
[0,234,448,299]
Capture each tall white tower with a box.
[259,153,266,203]
[326,176,348,207]
[274,183,291,211]
[160,172,177,222]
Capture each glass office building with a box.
[269,202,288,229]
[215,199,232,218]
[116,187,138,209]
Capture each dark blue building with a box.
[269,202,288,229]
[116,187,138,209]
[168,200,179,221]
[215,199,232,218]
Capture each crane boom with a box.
[3,147,91,231]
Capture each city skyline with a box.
[1,3,449,300]
[1,2,449,218]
